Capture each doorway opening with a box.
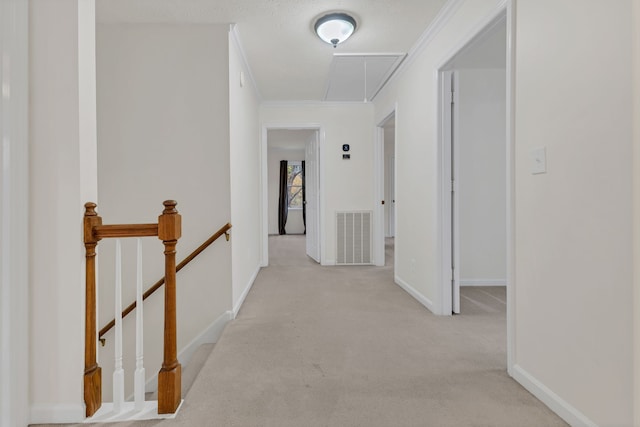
[261,126,322,266]
[437,2,513,370]
[375,110,396,268]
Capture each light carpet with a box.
[35,235,567,427]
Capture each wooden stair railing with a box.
[98,221,232,343]
[84,200,183,417]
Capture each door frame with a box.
[374,105,397,267]
[436,0,515,372]
[260,124,324,266]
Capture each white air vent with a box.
[336,211,372,265]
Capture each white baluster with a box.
[134,238,146,410]
[113,239,125,413]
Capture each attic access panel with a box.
[323,54,406,102]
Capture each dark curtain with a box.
[278,160,288,235]
[302,161,306,234]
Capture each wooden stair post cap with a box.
[84,202,98,216]
[159,200,181,241]
[163,200,178,214]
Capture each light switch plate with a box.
[530,147,547,174]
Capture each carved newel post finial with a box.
[162,200,178,215]
[84,202,98,217]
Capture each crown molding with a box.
[229,24,262,102]
[373,0,465,100]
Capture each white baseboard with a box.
[233,265,261,318]
[144,310,233,393]
[30,403,85,424]
[511,364,599,427]
[394,275,436,314]
[459,279,506,286]
[322,259,336,266]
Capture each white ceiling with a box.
[96,0,449,102]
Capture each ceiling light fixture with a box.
[314,12,357,48]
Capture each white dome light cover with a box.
[314,13,357,48]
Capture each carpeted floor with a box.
[35,235,567,427]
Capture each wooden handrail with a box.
[98,222,232,342]
[94,223,159,239]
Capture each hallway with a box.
[37,236,566,427]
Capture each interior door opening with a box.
[262,127,321,265]
[440,16,508,315]
[375,111,396,268]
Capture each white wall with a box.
[513,1,633,425]
[267,148,305,235]
[96,23,232,398]
[374,0,506,311]
[29,0,98,422]
[375,0,635,425]
[260,103,375,265]
[457,68,506,284]
[229,28,262,314]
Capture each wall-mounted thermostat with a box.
[342,144,350,152]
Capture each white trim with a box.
[85,400,182,423]
[233,265,260,317]
[261,100,372,108]
[505,0,517,376]
[437,69,454,317]
[260,123,325,266]
[373,128,384,266]
[30,404,86,425]
[452,70,460,314]
[512,365,599,427]
[143,310,233,394]
[260,126,269,266]
[374,105,398,267]
[435,1,508,71]
[459,279,507,286]
[394,275,435,314]
[1,1,29,426]
[379,0,466,99]
[228,24,262,102]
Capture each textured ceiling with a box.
[96,0,449,102]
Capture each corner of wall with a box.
[394,274,436,314]
[511,365,599,427]
[233,265,261,317]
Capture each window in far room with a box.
[287,161,303,209]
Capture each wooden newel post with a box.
[157,200,182,414]
[84,203,103,417]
